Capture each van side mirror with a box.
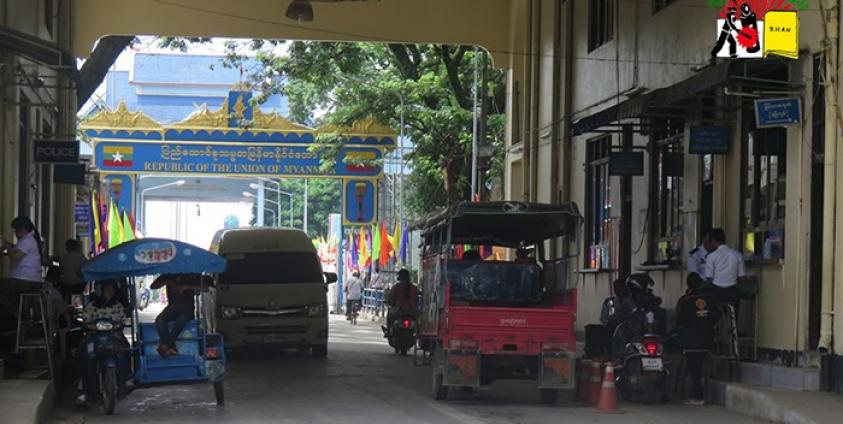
[324,272,338,284]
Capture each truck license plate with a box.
[641,357,663,371]
[263,334,286,343]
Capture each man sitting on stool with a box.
[702,228,746,318]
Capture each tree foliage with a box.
[219,41,506,214]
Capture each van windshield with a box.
[220,252,323,284]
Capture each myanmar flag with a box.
[103,145,133,167]
[344,151,377,173]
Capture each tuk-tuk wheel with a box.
[539,388,559,405]
[214,381,225,406]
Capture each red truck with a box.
[414,201,582,404]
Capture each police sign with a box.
[33,140,80,163]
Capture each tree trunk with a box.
[76,36,135,111]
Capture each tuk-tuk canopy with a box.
[82,238,227,281]
[413,201,582,248]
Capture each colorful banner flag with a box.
[379,222,391,267]
[372,224,381,263]
[107,200,123,248]
[91,192,102,254]
[399,221,409,265]
[121,212,136,242]
[358,228,370,269]
[391,222,401,261]
[350,232,358,271]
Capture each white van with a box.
[208,228,336,356]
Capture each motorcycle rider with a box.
[345,271,364,320]
[383,269,418,335]
[77,279,129,406]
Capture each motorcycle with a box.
[614,310,667,403]
[83,308,128,415]
[385,315,416,355]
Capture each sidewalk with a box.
[710,381,842,424]
[0,379,53,424]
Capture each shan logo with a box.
[711,0,804,60]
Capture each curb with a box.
[0,380,54,424]
[708,381,822,424]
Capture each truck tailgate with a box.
[445,305,575,354]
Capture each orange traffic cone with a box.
[576,358,590,403]
[587,358,602,406]
[597,361,620,413]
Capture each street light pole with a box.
[250,182,294,228]
[470,46,479,201]
[243,191,281,227]
[303,178,308,234]
[140,180,186,234]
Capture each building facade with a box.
[503,0,843,391]
[0,0,77,276]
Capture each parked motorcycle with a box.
[138,287,151,311]
[386,315,416,355]
[614,311,667,403]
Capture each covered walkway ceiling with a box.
[74,0,515,65]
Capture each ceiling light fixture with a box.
[286,0,314,23]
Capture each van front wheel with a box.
[311,345,327,358]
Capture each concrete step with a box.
[708,381,843,424]
[709,358,821,391]
[0,379,53,424]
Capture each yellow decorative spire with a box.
[81,101,161,129]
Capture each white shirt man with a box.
[704,244,745,288]
[345,274,364,301]
[687,245,708,277]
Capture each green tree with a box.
[221,41,506,214]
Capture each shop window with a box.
[585,135,613,269]
[649,118,685,265]
[653,0,678,13]
[589,0,615,52]
[742,120,787,261]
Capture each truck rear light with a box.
[449,339,478,350]
[541,342,568,351]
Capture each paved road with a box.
[50,315,763,423]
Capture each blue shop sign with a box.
[94,142,382,178]
[755,97,801,128]
[689,126,730,155]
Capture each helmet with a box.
[625,273,654,296]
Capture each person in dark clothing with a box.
[600,279,629,357]
[151,274,210,358]
[384,269,419,334]
[675,273,719,406]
